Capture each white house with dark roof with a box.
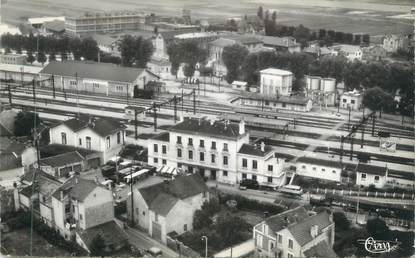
[51,176,115,240]
[356,163,388,188]
[39,61,159,97]
[49,116,126,163]
[255,35,301,53]
[329,44,362,61]
[39,151,85,179]
[127,174,209,243]
[238,142,287,188]
[253,206,337,258]
[236,95,313,112]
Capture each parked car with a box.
[147,247,162,257]
[239,179,259,190]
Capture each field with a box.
[1,0,413,35]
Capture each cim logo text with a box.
[358,237,401,254]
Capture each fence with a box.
[310,188,415,200]
[166,235,200,258]
[214,239,255,258]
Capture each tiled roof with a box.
[356,163,387,176]
[265,206,310,233]
[40,61,146,83]
[238,143,273,157]
[209,38,235,48]
[275,152,296,162]
[297,156,342,169]
[139,174,207,214]
[169,117,242,139]
[303,240,339,258]
[256,35,300,48]
[0,137,27,155]
[151,132,169,142]
[53,177,101,202]
[77,220,127,251]
[40,151,84,167]
[287,211,333,246]
[388,170,414,181]
[0,153,22,171]
[0,110,17,136]
[42,20,65,32]
[40,144,98,159]
[260,68,293,76]
[222,35,263,45]
[54,117,126,137]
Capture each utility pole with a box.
[130,161,135,226]
[153,102,157,132]
[134,109,138,140]
[372,113,376,136]
[126,84,129,105]
[350,134,354,161]
[181,89,184,112]
[173,95,177,123]
[51,74,55,99]
[75,73,80,118]
[361,123,365,148]
[7,84,12,106]
[32,79,36,104]
[347,106,351,131]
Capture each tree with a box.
[193,210,212,230]
[14,111,41,136]
[89,234,107,256]
[80,37,99,61]
[183,63,196,78]
[222,44,249,83]
[201,198,221,216]
[119,35,154,68]
[27,51,35,64]
[257,6,264,20]
[119,35,137,67]
[362,87,394,118]
[333,212,351,231]
[135,38,154,68]
[362,34,370,45]
[49,52,56,62]
[37,51,47,65]
[293,24,311,48]
[271,11,277,24]
[366,218,389,239]
[69,37,82,60]
[216,215,250,256]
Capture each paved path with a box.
[123,225,179,258]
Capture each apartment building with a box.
[65,11,145,37]
[260,68,293,97]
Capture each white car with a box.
[147,247,162,257]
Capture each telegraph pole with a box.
[361,124,365,148]
[372,113,376,136]
[173,95,177,123]
[348,106,351,130]
[153,103,157,132]
[32,79,36,104]
[193,89,196,114]
[51,74,55,99]
[134,109,138,140]
[7,84,12,106]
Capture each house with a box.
[303,46,338,58]
[260,68,293,97]
[362,45,387,61]
[39,20,66,36]
[232,81,248,91]
[255,36,301,53]
[208,35,263,76]
[0,153,24,188]
[340,90,362,110]
[0,54,26,65]
[382,34,409,53]
[237,142,287,188]
[236,95,313,112]
[91,34,121,57]
[253,206,336,258]
[51,176,115,240]
[385,170,414,190]
[329,45,362,61]
[295,157,342,182]
[0,109,17,136]
[39,151,85,179]
[49,116,126,163]
[39,61,160,97]
[127,174,209,243]
[0,137,38,172]
[356,163,388,188]
[28,16,65,29]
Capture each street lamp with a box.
[201,235,208,258]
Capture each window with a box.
[70,80,77,86]
[242,158,247,168]
[343,99,347,103]
[79,214,83,220]
[155,213,159,222]
[374,176,379,182]
[252,160,258,170]
[268,177,272,183]
[252,175,257,181]
[177,136,182,144]
[142,211,146,216]
[223,143,228,151]
[288,239,293,249]
[351,99,355,104]
[177,149,182,158]
[78,138,82,146]
[277,234,282,244]
[162,159,167,165]
[188,138,193,146]
[361,173,366,180]
[313,167,317,171]
[86,137,91,149]
[200,152,205,162]
[223,170,228,177]
[322,168,325,172]
[268,165,273,172]
[93,83,99,88]
[61,133,67,145]
[184,224,188,231]
[302,165,306,169]
[153,158,158,164]
[106,136,111,149]
[270,242,274,250]
[223,156,228,165]
[211,154,216,163]
[115,85,124,92]
[288,254,294,258]
[199,140,204,148]
[154,144,158,153]
[117,132,121,144]
[162,145,167,154]
[332,170,336,173]
[211,141,216,150]
[242,173,247,179]
[188,150,193,160]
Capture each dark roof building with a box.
[151,132,169,142]
[265,206,310,233]
[52,117,126,138]
[297,156,343,169]
[0,153,22,171]
[356,163,388,176]
[52,177,101,201]
[40,151,84,167]
[238,143,273,157]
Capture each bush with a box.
[193,210,212,230]
[218,193,284,215]
[333,212,350,231]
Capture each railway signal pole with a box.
[32,79,36,104]
[134,109,138,140]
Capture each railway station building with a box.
[39,61,159,97]
[147,117,288,188]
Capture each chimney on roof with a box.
[310,225,319,238]
[60,190,64,200]
[260,141,265,152]
[239,117,245,135]
[75,177,78,184]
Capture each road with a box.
[123,224,179,258]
